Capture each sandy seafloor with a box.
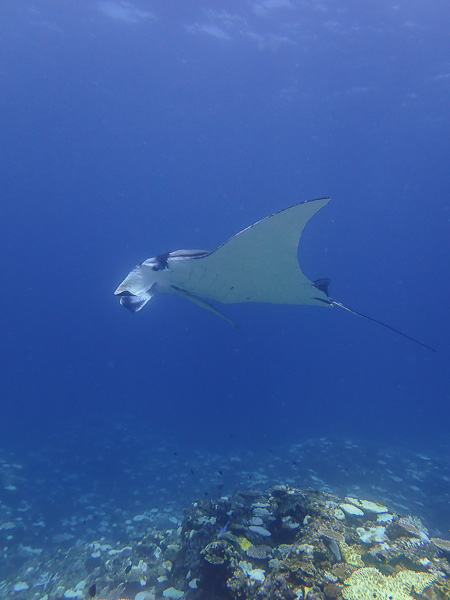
[1,420,449,597]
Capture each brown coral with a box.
[246,545,272,560]
[324,582,343,599]
[318,527,345,545]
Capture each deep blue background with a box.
[1,1,448,460]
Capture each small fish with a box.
[219,520,230,534]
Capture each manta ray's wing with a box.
[115,198,436,350]
[172,197,332,306]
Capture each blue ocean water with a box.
[0,0,449,589]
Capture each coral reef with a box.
[2,485,448,600]
[165,486,447,600]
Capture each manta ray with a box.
[115,197,434,351]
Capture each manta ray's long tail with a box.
[312,278,436,352]
[330,299,436,352]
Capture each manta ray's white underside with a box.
[115,198,332,324]
[114,197,435,351]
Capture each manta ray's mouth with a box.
[119,291,153,313]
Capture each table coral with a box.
[342,566,436,600]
